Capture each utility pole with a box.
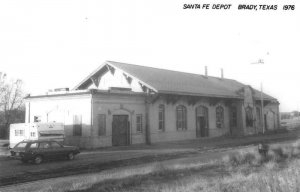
[251,57,266,134]
[260,82,265,134]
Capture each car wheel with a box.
[34,155,43,164]
[67,152,74,160]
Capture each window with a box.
[15,130,24,136]
[230,106,237,127]
[256,107,261,124]
[176,105,187,130]
[158,105,165,131]
[34,116,41,122]
[246,106,253,127]
[98,114,106,136]
[73,115,82,136]
[15,142,27,148]
[30,132,36,137]
[216,106,224,128]
[29,143,39,148]
[39,142,50,149]
[136,114,143,133]
[50,141,62,148]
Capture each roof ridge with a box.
[106,60,237,82]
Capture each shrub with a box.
[225,152,257,168]
[269,147,287,162]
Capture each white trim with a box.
[106,61,158,93]
[73,61,158,93]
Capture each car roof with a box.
[21,140,58,143]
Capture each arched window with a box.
[158,104,165,131]
[256,107,261,124]
[176,105,187,130]
[216,106,224,128]
[230,106,237,127]
[246,106,253,127]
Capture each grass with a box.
[65,139,300,192]
[6,139,300,192]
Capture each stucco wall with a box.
[25,94,92,148]
[90,94,146,148]
[149,98,232,143]
[241,101,280,135]
[264,103,280,131]
[25,91,280,148]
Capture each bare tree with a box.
[0,72,25,138]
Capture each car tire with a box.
[67,152,74,160]
[34,155,43,164]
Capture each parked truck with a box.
[9,123,65,148]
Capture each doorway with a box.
[196,106,209,137]
[112,115,130,146]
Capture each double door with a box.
[112,115,130,146]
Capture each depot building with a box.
[24,61,280,148]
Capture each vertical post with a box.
[28,102,31,123]
[145,91,151,145]
[261,82,265,134]
[221,68,224,79]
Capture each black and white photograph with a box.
[0,0,299,191]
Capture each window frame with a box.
[29,142,39,149]
[256,107,261,123]
[158,104,165,131]
[39,142,50,149]
[34,116,41,122]
[230,106,237,127]
[15,130,25,136]
[136,114,143,133]
[50,141,63,148]
[246,106,254,127]
[30,132,36,137]
[176,105,187,130]
[216,105,224,128]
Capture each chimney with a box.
[205,66,208,77]
[221,68,224,79]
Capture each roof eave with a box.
[158,90,244,99]
[72,62,108,90]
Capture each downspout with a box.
[90,90,94,148]
[145,94,151,145]
[277,103,280,129]
[28,102,31,123]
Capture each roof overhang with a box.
[73,61,158,93]
[158,90,244,100]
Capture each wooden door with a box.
[196,106,209,138]
[112,115,129,146]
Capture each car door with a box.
[38,141,52,159]
[49,141,65,158]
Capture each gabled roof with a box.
[74,61,277,101]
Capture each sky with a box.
[0,0,299,112]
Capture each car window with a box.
[14,142,27,148]
[50,142,62,148]
[29,143,39,149]
[39,142,50,149]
